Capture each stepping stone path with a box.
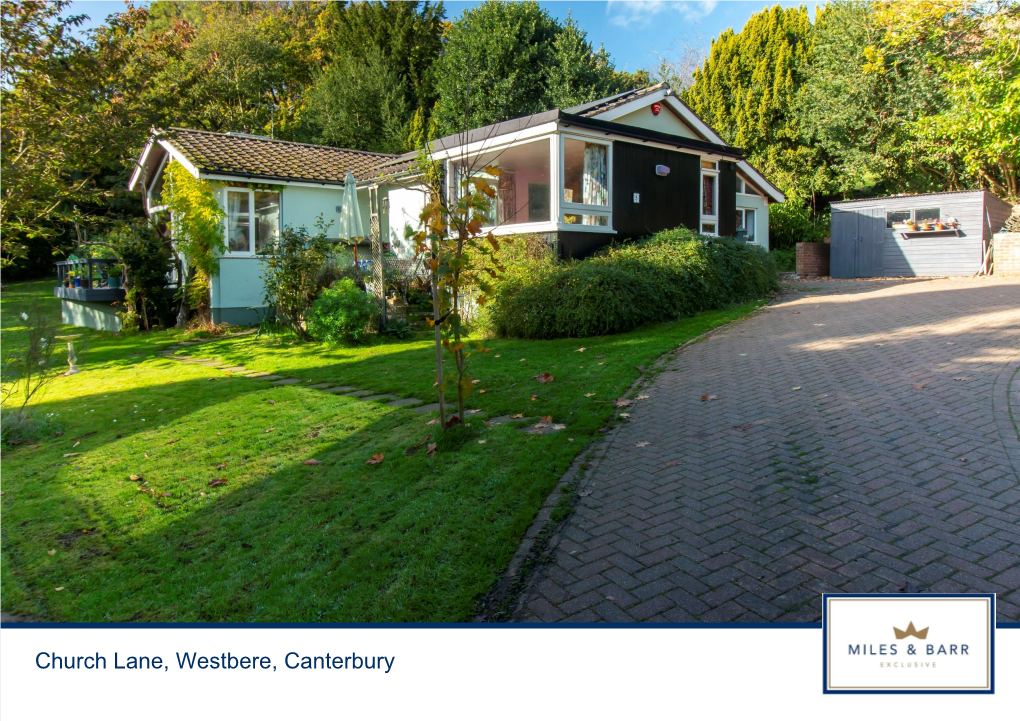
[157,334,567,435]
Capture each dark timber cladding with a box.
[612,140,701,239]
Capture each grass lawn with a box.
[1,279,763,622]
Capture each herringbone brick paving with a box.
[515,278,1020,623]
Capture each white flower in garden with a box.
[20,312,28,321]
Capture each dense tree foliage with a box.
[682,1,1018,243]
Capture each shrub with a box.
[770,247,796,272]
[483,228,778,339]
[259,224,331,339]
[306,279,378,345]
[769,200,829,248]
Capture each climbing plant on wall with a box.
[161,160,226,324]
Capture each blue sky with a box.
[67,1,820,74]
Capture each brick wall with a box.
[994,233,1020,276]
[796,242,830,277]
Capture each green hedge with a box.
[483,228,779,339]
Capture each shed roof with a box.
[830,189,996,206]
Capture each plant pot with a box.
[73,278,82,288]
[108,275,122,289]
[80,279,91,289]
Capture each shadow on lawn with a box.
[2,373,567,623]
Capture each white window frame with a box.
[736,207,757,241]
[558,132,614,234]
[700,161,719,235]
[223,186,281,256]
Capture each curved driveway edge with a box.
[512,277,1020,623]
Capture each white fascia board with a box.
[128,137,155,191]
[157,140,201,178]
[427,122,558,163]
[592,88,671,122]
[736,161,785,204]
[661,96,723,143]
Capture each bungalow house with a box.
[60,83,784,330]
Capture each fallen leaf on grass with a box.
[208,478,227,487]
[302,459,322,466]
[552,424,566,430]
[160,492,172,497]
[531,395,538,401]
[63,453,79,458]
[478,439,487,444]
[479,389,486,394]
[47,549,56,556]
[535,373,554,383]
[585,393,595,398]
[214,462,227,470]
[425,419,440,426]
[575,347,586,353]
[129,474,143,481]
[427,443,437,457]
[54,587,64,592]
[619,413,631,418]
[615,399,632,408]
[510,413,524,419]
[471,379,481,384]
[264,427,275,433]
[72,439,81,448]
[366,453,384,465]
[635,441,650,447]
[495,354,501,358]
[166,438,181,445]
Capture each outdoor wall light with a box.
[656,165,670,176]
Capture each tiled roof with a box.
[565,82,668,118]
[159,128,400,185]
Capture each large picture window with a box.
[450,138,551,227]
[226,188,280,253]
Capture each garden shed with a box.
[829,190,1012,278]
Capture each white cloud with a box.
[607,1,719,29]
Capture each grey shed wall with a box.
[830,190,1012,278]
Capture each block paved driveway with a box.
[515,277,1020,623]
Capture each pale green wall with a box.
[209,183,378,320]
[613,107,699,139]
[61,299,122,332]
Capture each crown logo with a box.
[894,621,929,640]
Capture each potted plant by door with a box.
[70,271,81,288]
[107,264,123,289]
